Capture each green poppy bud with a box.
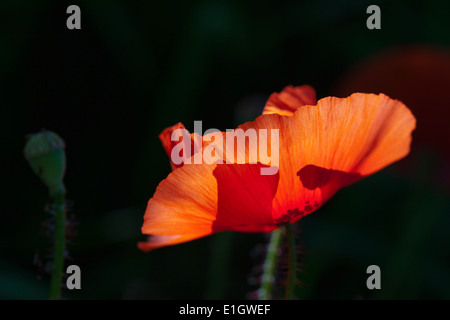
[24,130,66,197]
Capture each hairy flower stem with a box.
[283,222,297,300]
[258,223,297,300]
[49,189,66,300]
[258,228,282,300]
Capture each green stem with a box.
[258,228,282,300]
[49,190,66,300]
[284,222,297,300]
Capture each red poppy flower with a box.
[138,85,416,251]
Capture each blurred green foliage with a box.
[1,0,449,299]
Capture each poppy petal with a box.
[241,93,416,222]
[139,162,281,251]
[263,85,317,116]
[138,234,205,252]
[212,163,280,233]
[159,123,203,170]
[140,162,217,251]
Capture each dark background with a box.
[1,0,449,299]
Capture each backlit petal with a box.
[242,93,416,221]
[263,85,316,116]
[212,163,279,233]
[159,123,203,170]
[139,161,280,251]
[140,162,217,251]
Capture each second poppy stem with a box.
[283,222,297,300]
[49,189,66,300]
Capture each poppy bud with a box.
[24,130,66,197]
